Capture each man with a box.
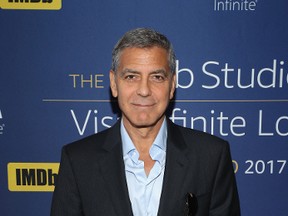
[51,28,240,216]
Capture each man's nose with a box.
[136,78,152,97]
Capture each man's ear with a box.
[109,70,118,97]
[169,73,176,99]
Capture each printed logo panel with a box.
[0,0,62,10]
[7,163,59,192]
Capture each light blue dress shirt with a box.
[121,119,167,216]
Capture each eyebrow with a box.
[119,68,169,77]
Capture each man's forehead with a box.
[114,46,171,75]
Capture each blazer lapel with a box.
[158,120,190,216]
[95,119,192,216]
[98,121,133,216]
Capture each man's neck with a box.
[122,117,166,176]
[123,117,165,154]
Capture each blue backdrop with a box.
[1,0,287,215]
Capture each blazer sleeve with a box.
[50,146,84,216]
[209,142,241,216]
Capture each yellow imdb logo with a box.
[0,0,61,10]
[7,163,59,192]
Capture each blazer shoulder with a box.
[169,121,229,149]
[63,121,121,157]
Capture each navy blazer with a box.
[51,119,240,216]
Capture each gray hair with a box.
[111,28,176,74]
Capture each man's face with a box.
[110,46,176,129]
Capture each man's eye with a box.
[152,75,165,82]
[125,75,136,80]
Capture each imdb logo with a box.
[0,0,61,10]
[7,163,59,192]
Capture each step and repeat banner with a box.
[0,0,287,215]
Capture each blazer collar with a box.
[158,119,190,216]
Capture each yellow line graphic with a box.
[42,99,288,103]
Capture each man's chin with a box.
[128,117,165,129]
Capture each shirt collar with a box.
[121,118,167,157]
